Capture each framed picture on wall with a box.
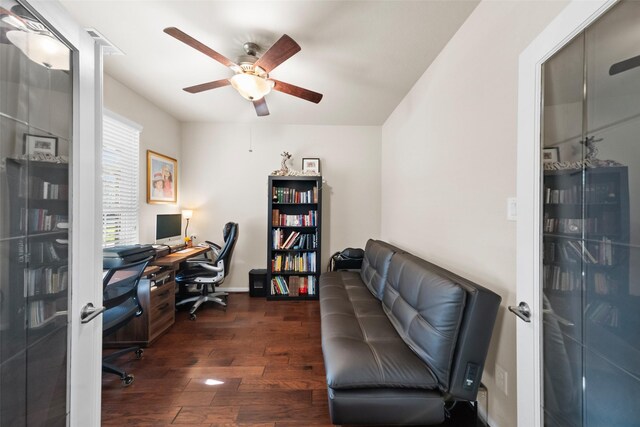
[542,147,560,164]
[147,150,177,204]
[24,134,58,156]
[302,158,320,174]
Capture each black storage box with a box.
[249,269,267,297]
[331,258,363,271]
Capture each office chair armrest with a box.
[194,262,223,272]
[206,240,222,251]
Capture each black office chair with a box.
[176,222,238,320]
[102,258,149,386]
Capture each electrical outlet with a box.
[496,364,508,395]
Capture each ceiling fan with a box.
[164,27,323,117]
[609,54,640,76]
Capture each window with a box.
[102,110,142,247]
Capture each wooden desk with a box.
[151,246,210,269]
[104,246,210,348]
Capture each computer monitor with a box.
[155,213,182,245]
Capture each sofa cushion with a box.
[320,271,439,390]
[359,239,395,300]
[382,253,466,391]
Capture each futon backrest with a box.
[423,261,501,400]
[382,253,467,392]
[382,253,501,400]
[359,239,396,300]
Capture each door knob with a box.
[508,301,531,323]
[80,302,105,324]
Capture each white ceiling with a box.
[59,0,479,125]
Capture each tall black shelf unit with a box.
[267,176,322,300]
[542,166,631,341]
[1,158,69,426]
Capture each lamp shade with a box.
[182,209,193,220]
[230,73,274,101]
[6,30,70,70]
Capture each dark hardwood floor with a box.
[101,293,483,427]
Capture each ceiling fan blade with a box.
[609,54,640,75]
[164,27,239,70]
[271,79,323,104]
[183,79,230,94]
[254,34,300,73]
[253,98,270,116]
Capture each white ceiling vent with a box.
[85,28,124,55]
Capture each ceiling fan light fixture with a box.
[6,30,70,70]
[230,73,274,101]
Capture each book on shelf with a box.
[593,272,617,296]
[544,181,618,205]
[24,265,68,296]
[18,172,69,200]
[19,208,68,233]
[271,276,289,295]
[18,240,66,264]
[289,276,300,296]
[272,186,318,204]
[272,229,318,250]
[544,237,615,266]
[564,240,598,264]
[28,300,60,328]
[270,275,316,297]
[586,301,619,328]
[271,252,317,273]
[543,215,617,235]
[281,231,300,249]
[543,264,583,292]
[273,210,318,227]
[306,275,316,295]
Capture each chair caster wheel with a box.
[135,349,144,359]
[122,375,134,386]
[189,313,197,321]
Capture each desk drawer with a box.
[150,282,173,308]
[149,281,175,339]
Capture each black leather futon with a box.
[319,240,501,425]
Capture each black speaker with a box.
[249,268,267,297]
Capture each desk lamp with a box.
[182,209,193,241]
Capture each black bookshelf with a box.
[542,166,630,340]
[267,176,322,300]
[4,159,69,336]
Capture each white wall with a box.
[180,123,381,290]
[381,1,568,426]
[103,74,182,243]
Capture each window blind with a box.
[102,110,142,247]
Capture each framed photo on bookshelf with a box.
[147,150,177,204]
[302,157,320,173]
[24,134,58,156]
[542,147,560,164]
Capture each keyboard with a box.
[175,248,193,254]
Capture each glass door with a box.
[1,1,72,425]
[541,1,640,425]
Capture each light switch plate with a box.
[507,197,517,221]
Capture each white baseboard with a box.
[477,406,498,427]
[217,286,249,293]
